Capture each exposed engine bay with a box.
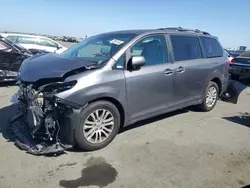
[8,81,77,156]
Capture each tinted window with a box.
[200,37,223,58]
[38,38,58,47]
[17,36,37,44]
[130,35,167,66]
[6,36,18,42]
[170,35,202,61]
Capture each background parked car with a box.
[0,33,67,54]
[62,36,69,42]
[0,35,47,82]
[229,50,250,80]
[226,50,242,58]
[76,37,84,43]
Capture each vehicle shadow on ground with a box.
[239,78,250,87]
[222,112,250,128]
[0,104,18,139]
[242,185,250,188]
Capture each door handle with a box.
[176,66,185,73]
[164,68,174,75]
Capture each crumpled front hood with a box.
[18,53,97,83]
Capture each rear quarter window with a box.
[200,37,223,58]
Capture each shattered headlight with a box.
[57,80,77,91]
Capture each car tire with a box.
[231,74,240,81]
[199,81,219,112]
[75,100,121,151]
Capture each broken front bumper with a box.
[8,97,81,156]
[8,109,74,156]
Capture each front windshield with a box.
[61,33,136,64]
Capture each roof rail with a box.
[158,27,210,35]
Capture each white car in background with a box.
[0,33,67,54]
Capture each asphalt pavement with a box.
[1,69,250,187]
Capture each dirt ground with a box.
[0,81,250,188]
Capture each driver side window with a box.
[130,35,168,66]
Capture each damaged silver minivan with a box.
[9,27,245,155]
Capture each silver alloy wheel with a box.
[205,86,217,108]
[83,109,114,144]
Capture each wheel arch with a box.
[88,97,126,128]
[211,77,222,94]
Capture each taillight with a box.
[231,58,235,63]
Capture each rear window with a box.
[170,35,202,61]
[17,36,37,44]
[239,50,250,57]
[200,37,223,58]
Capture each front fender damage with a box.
[8,82,81,156]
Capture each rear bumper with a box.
[229,66,250,76]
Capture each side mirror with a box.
[129,56,145,70]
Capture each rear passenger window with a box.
[200,37,223,58]
[170,35,202,61]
